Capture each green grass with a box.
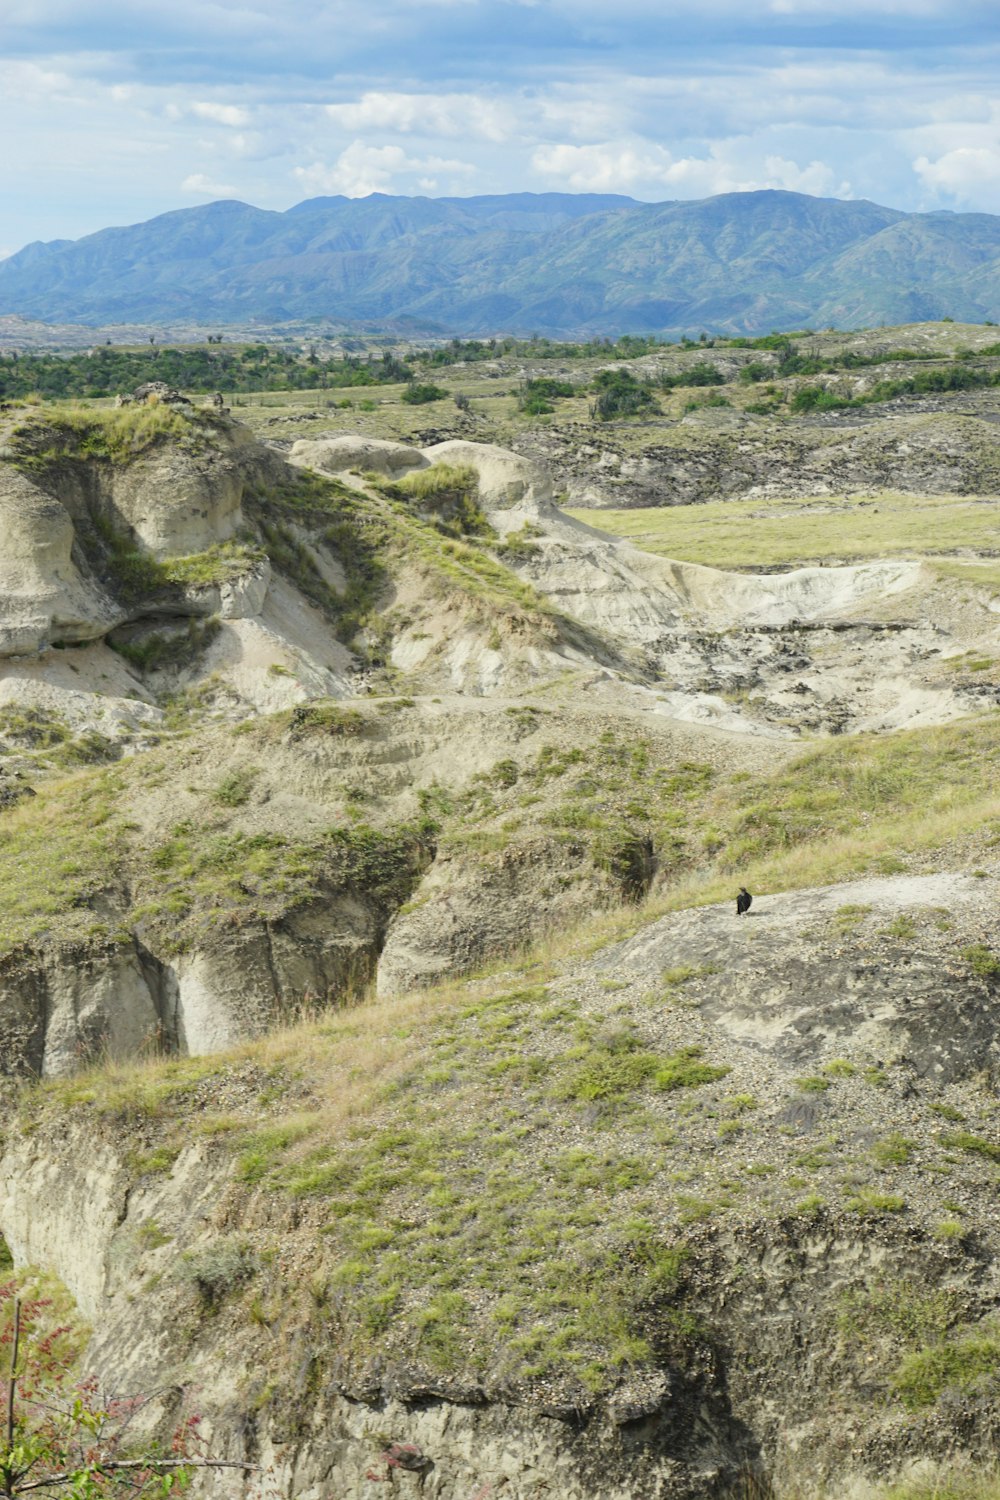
[109,617,220,673]
[845,1188,907,1215]
[838,1279,957,1350]
[246,466,566,652]
[961,943,1000,979]
[4,699,998,967]
[11,401,196,466]
[932,561,1000,599]
[892,1327,1000,1410]
[565,491,1000,570]
[940,1131,1000,1164]
[876,1473,1000,1500]
[0,771,123,950]
[871,1133,915,1166]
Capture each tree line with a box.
[0,345,414,400]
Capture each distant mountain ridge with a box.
[2,189,999,336]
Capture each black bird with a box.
[736,887,752,917]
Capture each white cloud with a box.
[532,139,850,198]
[761,154,851,197]
[914,146,1000,202]
[191,101,251,128]
[181,172,238,196]
[0,60,75,97]
[294,141,476,197]
[325,91,513,143]
[532,141,680,193]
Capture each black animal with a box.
[736,886,752,917]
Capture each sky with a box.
[2,0,1000,257]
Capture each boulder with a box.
[288,436,427,479]
[421,439,553,511]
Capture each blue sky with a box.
[2,0,1000,256]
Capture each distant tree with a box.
[590,368,658,420]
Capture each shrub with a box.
[213,767,257,807]
[401,383,447,405]
[674,362,725,388]
[654,1046,730,1091]
[961,943,1000,979]
[892,1328,1000,1409]
[518,377,575,415]
[179,1238,256,1308]
[791,385,851,413]
[590,369,658,421]
[286,703,368,739]
[0,1280,211,1498]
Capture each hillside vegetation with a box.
[6,189,1000,333]
[0,324,999,1499]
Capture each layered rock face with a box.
[0,898,386,1077]
[2,870,1000,1498]
[0,467,122,653]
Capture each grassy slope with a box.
[564,491,1000,572]
[2,703,997,963]
[30,838,1000,1432]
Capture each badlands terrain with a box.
[0,322,999,1499]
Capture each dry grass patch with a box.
[565,491,1000,570]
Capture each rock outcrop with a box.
[424,437,553,510]
[288,434,427,478]
[0,467,123,654]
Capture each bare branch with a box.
[15,1458,257,1493]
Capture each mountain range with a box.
[2,188,1000,337]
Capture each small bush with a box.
[892,1328,1000,1409]
[795,1075,832,1094]
[961,943,1000,979]
[822,1058,856,1077]
[871,1132,915,1166]
[179,1238,256,1308]
[214,768,258,807]
[518,377,575,414]
[846,1189,906,1216]
[287,703,368,739]
[654,1046,730,1091]
[791,384,851,413]
[401,383,448,405]
[590,369,658,421]
[555,1042,660,1103]
[796,1193,824,1217]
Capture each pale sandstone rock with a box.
[0,468,122,654]
[422,438,553,510]
[288,435,427,478]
